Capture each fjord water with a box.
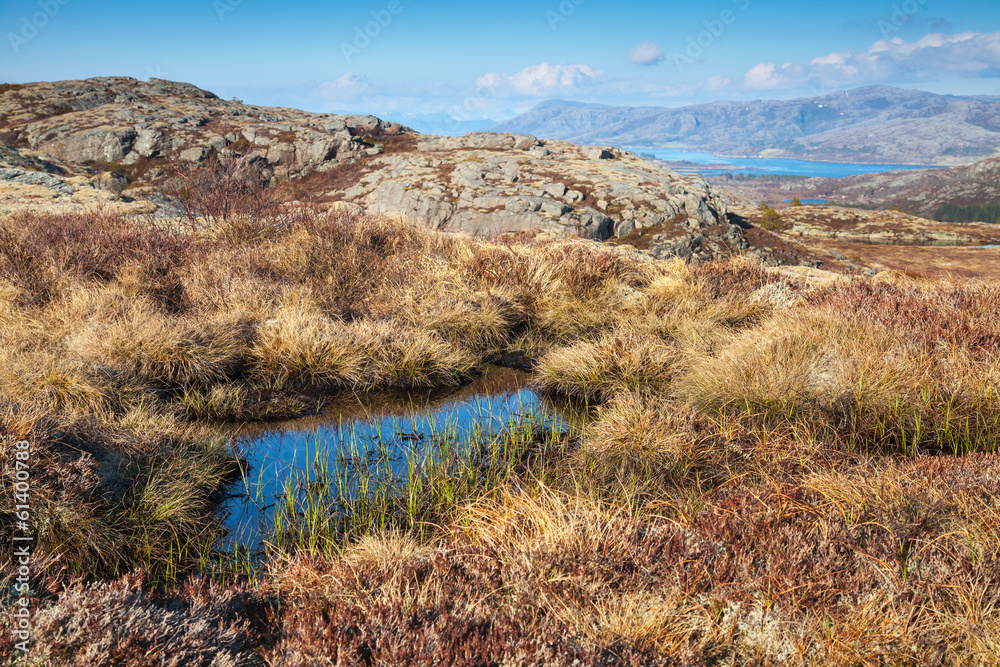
[220,367,573,550]
[632,148,945,178]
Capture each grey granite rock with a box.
[44,128,137,163]
[0,168,74,194]
[584,147,615,160]
[336,133,732,250]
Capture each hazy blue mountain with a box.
[492,87,1000,165]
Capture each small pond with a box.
[217,366,580,551]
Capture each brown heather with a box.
[2,202,1000,665]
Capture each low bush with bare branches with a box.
[162,149,284,230]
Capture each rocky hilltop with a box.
[0,77,758,264]
[308,132,741,255]
[493,87,1000,165]
[0,77,400,179]
[4,76,995,276]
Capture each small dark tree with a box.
[790,196,803,207]
[759,206,783,231]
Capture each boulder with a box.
[0,168,74,194]
[584,147,615,160]
[43,128,138,163]
[180,146,210,163]
[540,200,573,216]
[293,136,339,168]
[572,209,615,240]
[134,129,168,157]
[614,218,636,237]
[454,133,541,151]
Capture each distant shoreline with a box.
[624,146,948,179]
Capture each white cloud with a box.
[810,52,850,67]
[742,61,809,90]
[629,42,665,66]
[743,63,777,89]
[742,31,1000,90]
[475,63,601,97]
[319,72,373,98]
[706,75,732,90]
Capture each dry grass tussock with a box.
[5,203,1000,664]
[0,207,744,416]
[252,267,1000,663]
[678,284,1000,452]
[0,206,729,588]
[262,463,1000,664]
[534,329,682,402]
[0,404,236,584]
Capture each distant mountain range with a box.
[491,86,1000,165]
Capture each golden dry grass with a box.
[534,329,682,402]
[5,205,1000,664]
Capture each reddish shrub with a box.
[812,280,1000,357]
[0,211,190,306]
[163,150,284,230]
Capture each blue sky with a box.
[2,0,999,120]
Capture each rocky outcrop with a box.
[0,77,406,178]
[332,133,734,252]
[0,167,74,194]
[0,141,60,173]
[0,140,156,217]
[0,77,744,261]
